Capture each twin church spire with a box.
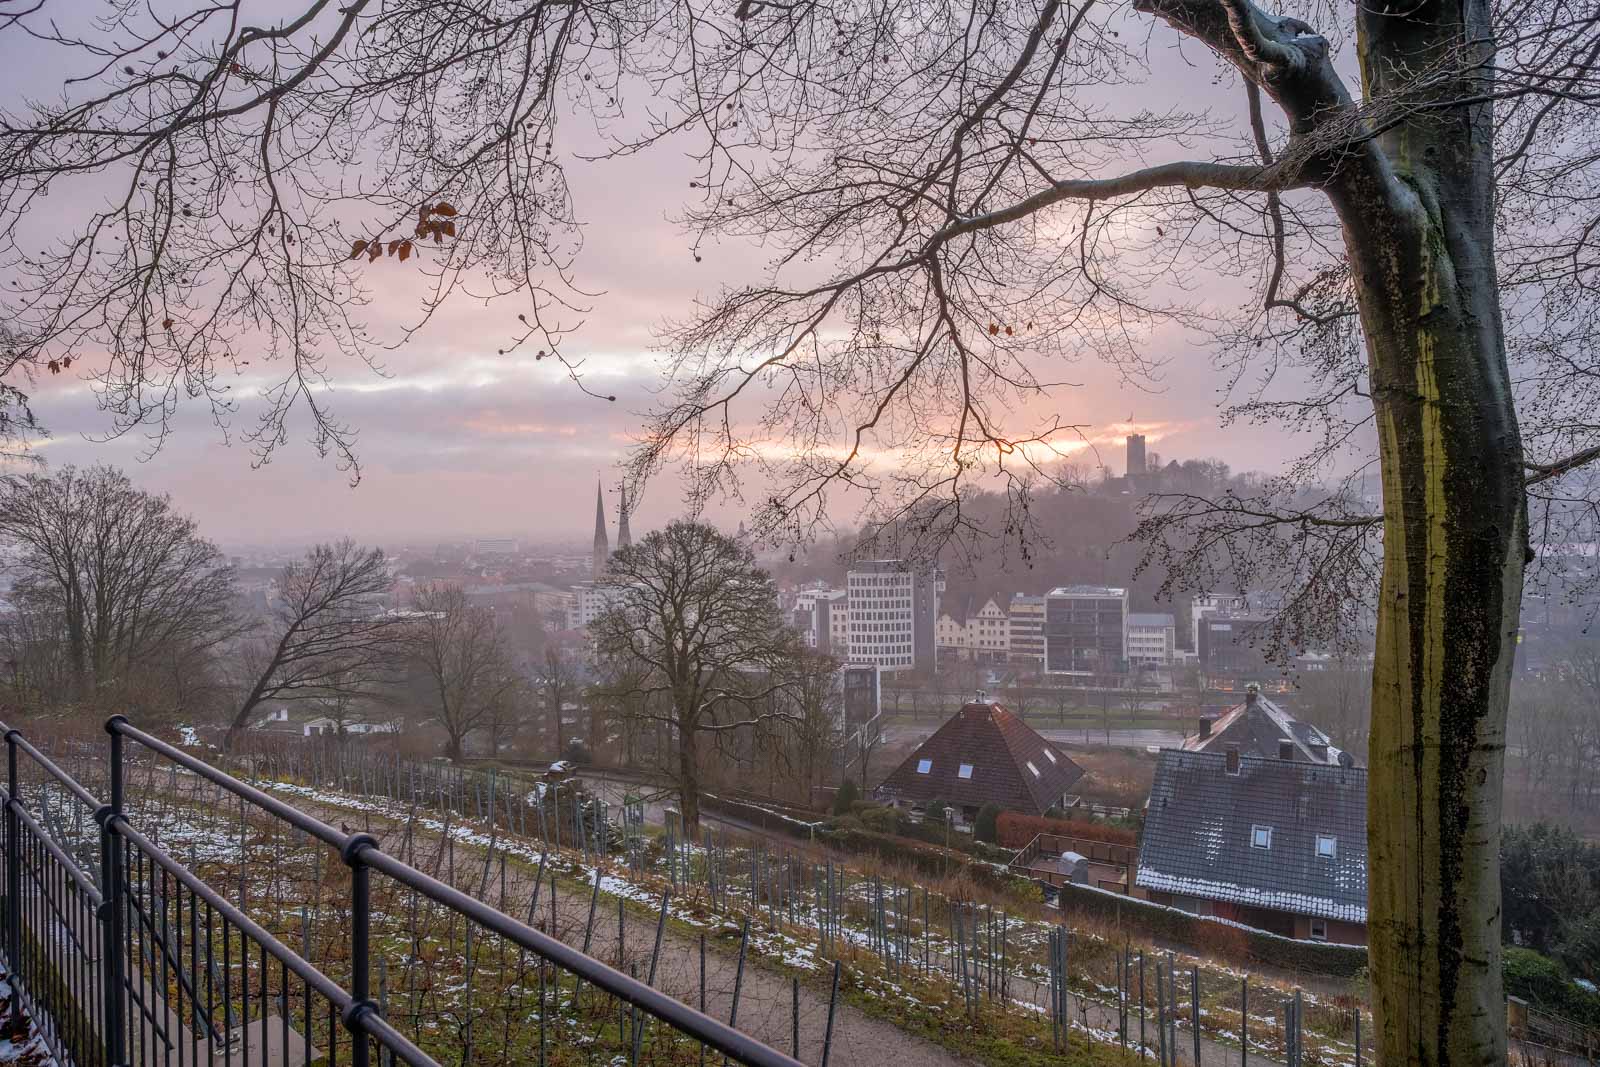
[591,478,632,581]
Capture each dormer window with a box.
[916,759,933,774]
[958,763,974,779]
[1251,825,1273,850]
[1316,834,1337,859]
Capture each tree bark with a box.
[1333,0,1522,1057]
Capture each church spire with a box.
[617,482,632,550]
[592,478,609,581]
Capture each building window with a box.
[1316,834,1337,859]
[1309,918,1328,941]
[1251,825,1273,850]
[916,759,932,775]
[1026,760,1041,778]
[958,763,974,779]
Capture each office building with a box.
[1126,612,1176,668]
[846,560,943,674]
[1044,585,1127,677]
[1008,595,1046,666]
[1190,593,1248,651]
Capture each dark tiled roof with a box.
[878,701,1084,814]
[1184,694,1350,766]
[1136,749,1367,922]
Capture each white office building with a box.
[1126,612,1177,667]
[846,561,943,674]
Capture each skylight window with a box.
[1043,749,1057,764]
[1251,825,1273,850]
[955,762,975,780]
[1026,760,1041,778]
[1316,834,1337,858]
[916,759,933,775]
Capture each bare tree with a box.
[0,464,236,711]
[410,583,521,761]
[535,644,582,758]
[225,539,406,749]
[589,521,796,829]
[781,645,844,799]
[7,1,1600,1056]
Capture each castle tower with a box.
[592,479,609,581]
[617,483,632,550]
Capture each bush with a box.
[832,779,859,815]
[926,798,949,825]
[975,803,1001,843]
[1505,946,1600,1027]
[857,804,900,834]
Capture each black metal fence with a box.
[0,716,807,1067]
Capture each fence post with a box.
[343,833,380,1067]
[5,730,18,975]
[98,718,128,1067]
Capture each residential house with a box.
[876,697,1085,824]
[1182,686,1354,767]
[1135,747,1367,944]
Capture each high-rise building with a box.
[592,480,609,581]
[1007,595,1046,665]
[845,560,942,674]
[1044,585,1128,676]
[1190,593,1249,651]
[1126,433,1147,476]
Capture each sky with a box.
[0,5,1323,549]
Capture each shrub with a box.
[857,804,900,834]
[975,803,1002,843]
[926,798,949,825]
[832,779,860,815]
[1505,946,1600,1026]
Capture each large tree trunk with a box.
[1335,1,1522,1058]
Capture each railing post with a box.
[342,833,379,1067]
[5,730,19,975]
[99,716,128,1067]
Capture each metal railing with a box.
[0,716,808,1067]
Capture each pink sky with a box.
[1,12,1321,547]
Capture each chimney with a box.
[1245,683,1260,708]
[1278,739,1295,761]
[1198,717,1214,739]
[1225,745,1240,775]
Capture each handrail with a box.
[2,725,103,814]
[360,848,803,1067]
[105,716,808,1067]
[110,718,350,850]
[7,795,102,904]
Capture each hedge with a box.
[997,811,1138,849]
[1055,881,1369,977]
